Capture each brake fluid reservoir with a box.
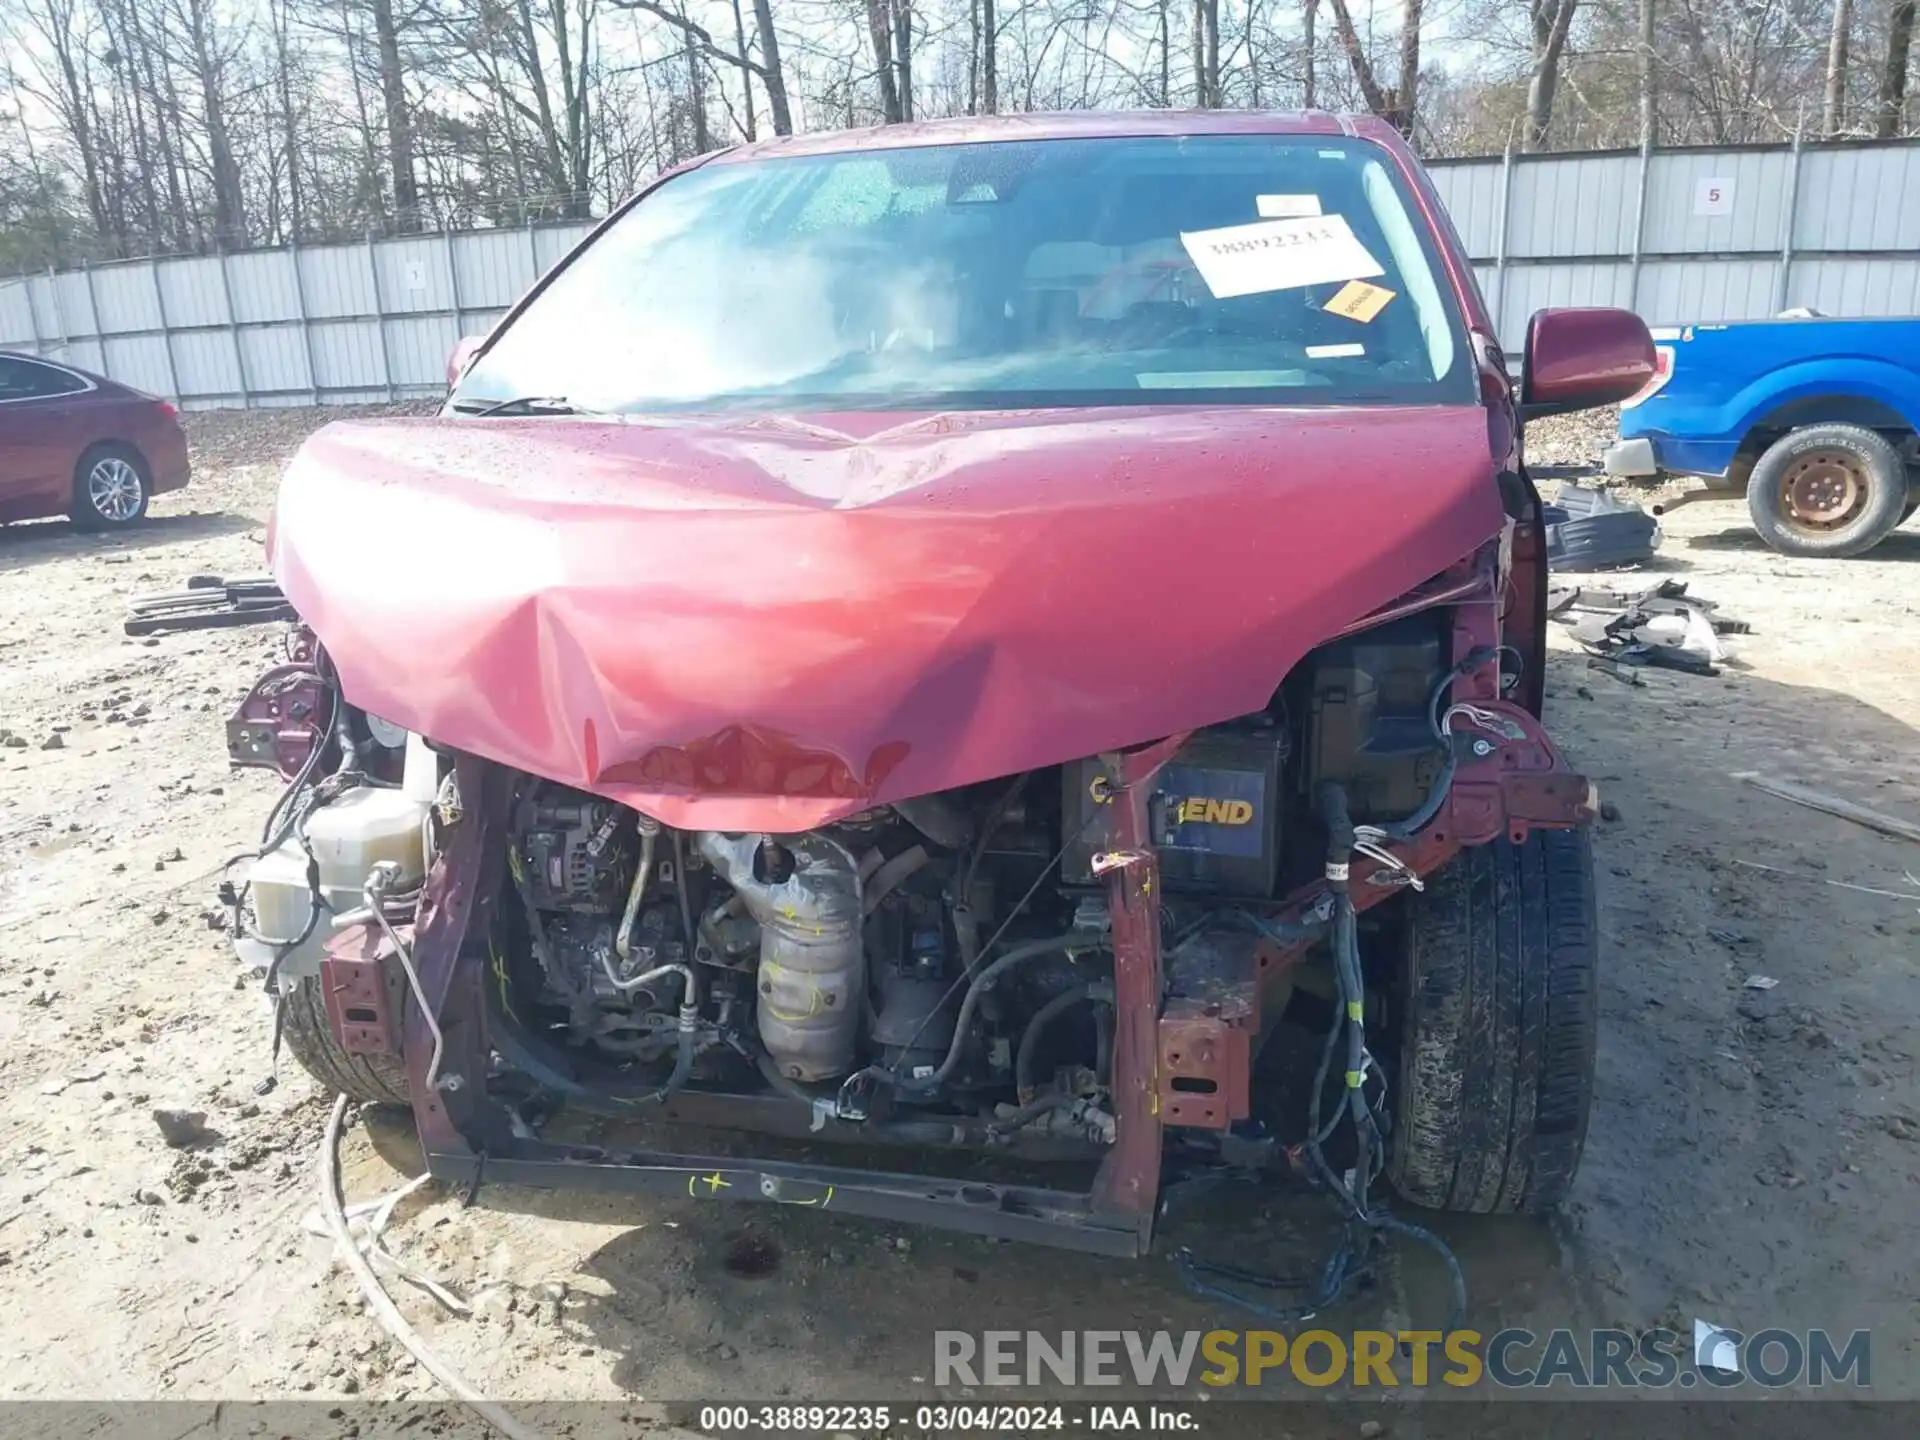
[304,787,430,895]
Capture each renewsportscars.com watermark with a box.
[933,1325,1871,1390]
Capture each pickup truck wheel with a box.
[1385,829,1598,1215]
[280,975,411,1106]
[1747,425,1908,558]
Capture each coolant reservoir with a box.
[241,786,429,986]
[304,787,430,895]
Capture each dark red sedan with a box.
[0,351,190,529]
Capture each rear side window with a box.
[0,357,89,402]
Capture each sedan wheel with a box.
[71,447,150,529]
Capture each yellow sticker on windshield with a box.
[1325,280,1395,323]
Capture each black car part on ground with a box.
[126,574,296,635]
[1541,483,1661,571]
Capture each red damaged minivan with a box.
[230,112,1652,1273]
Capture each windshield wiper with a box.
[457,395,600,418]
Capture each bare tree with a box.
[1824,0,1854,134]
[1399,0,1422,129]
[1325,0,1420,134]
[1193,0,1220,106]
[1302,0,1318,107]
[1525,0,1580,149]
[864,0,904,121]
[1640,0,1658,144]
[369,0,421,227]
[1878,0,1913,136]
[982,0,997,112]
[615,0,793,134]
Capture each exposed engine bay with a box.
[494,610,1458,1136]
[231,607,1479,1155]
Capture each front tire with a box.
[1745,424,1907,558]
[71,443,150,530]
[1386,828,1598,1214]
[280,975,411,1106]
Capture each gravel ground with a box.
[2,407,1918,1421]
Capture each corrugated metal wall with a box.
[1427,138,1920,353]
[2,140,1916,409]
[0,222,595,409]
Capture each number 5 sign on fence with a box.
[1693,178,1735,217]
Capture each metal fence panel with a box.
[533,222,593,271]
[309,319,387,390]
[1788,256,1920,314]
[300,246,379,320]
[1425,161,1508,258]
[89,263,163,333]
[1644,149,1794,256]
[387,314,462,389]
[239,325,312,396]
[374,237,456,316]
[100,336,172,396]
[227,251,305,324]
[1507,153,1642,259]
[61,338,108,374]
[452,230,537,310]
[0,279,36,345]
[156,257,230,329]
[1498,263,1635,341]
[1794,147,1920,251]
[30,274,68,342]
[170,328,244,399]
[1639,258,1783,323]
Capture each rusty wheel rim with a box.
[1778,449,1867,532]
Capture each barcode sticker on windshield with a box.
[1256,193,1323,218]
[1179,215,1384,299]
[1306,343,1366,358]
[1324,280,1396,322]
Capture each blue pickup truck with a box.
[1603,316,1920,557]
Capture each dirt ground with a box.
[2,407,1918,1421]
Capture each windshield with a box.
[453,134,1474,414]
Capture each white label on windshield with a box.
[1306,343,1366,359]
[1179,215,1384,299]
[1256,193,1322,218]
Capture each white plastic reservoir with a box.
[245,787,429,983]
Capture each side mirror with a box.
[446,335,485,388]
[1520,308,1656,419]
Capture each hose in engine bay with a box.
[1014,982,1109,1105]
[896,933,1085,1095]
[1362,644,1498,844]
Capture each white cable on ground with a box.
[318,1093,548,1440]
[301,1172,470,1313]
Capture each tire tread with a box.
[1388,828,1597,1214]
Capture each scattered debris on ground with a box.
[1549,577,1749,676]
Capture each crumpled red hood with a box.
[270,406,1502,830]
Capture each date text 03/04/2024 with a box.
[694,1404,1198,1432]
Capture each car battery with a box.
[1062,729,1285,898]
